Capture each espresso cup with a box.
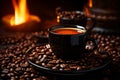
[48,25,97,60]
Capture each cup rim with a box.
[48,25,86,36]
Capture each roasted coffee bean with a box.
[60,64,67,68]
[15,67,22,72]
[48,60,58,64]
[35,60,40,64]
[2,69,9,74]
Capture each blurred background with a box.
[0,0,87,23]
[0,0,87,25]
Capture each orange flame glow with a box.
[84,0,93,17]
[10,0,30,26]
[88,0,93,8]
[84,7,89,17]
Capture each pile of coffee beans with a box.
[0,32,49,80]
[0,31,120,80]
[28,44,108,71]
[91,33,120,63]
[56,10,86,20]
[91,32,120,73]
[56,10,87,25]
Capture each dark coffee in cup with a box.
[52,28,86,35]
[49,25,97,60]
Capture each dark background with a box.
[0,0,87,21]
[0,0,87,23]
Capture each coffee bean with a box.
[11,77,16,80]
[35,60,40,64]
[60,64,67,68]
[52,64,59,70]
[2,69,9,74]
[30,73,35,77]
[48,60,58,64]
[15,67,22,72]
[46,63,54,68]
[76,66,82,70]
[8,73,14,77]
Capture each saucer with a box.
[25,44,111,76]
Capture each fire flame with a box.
[84,7,89,17]
[84,0,93,17]
[88,0,93,8]
[10,0,40,26]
